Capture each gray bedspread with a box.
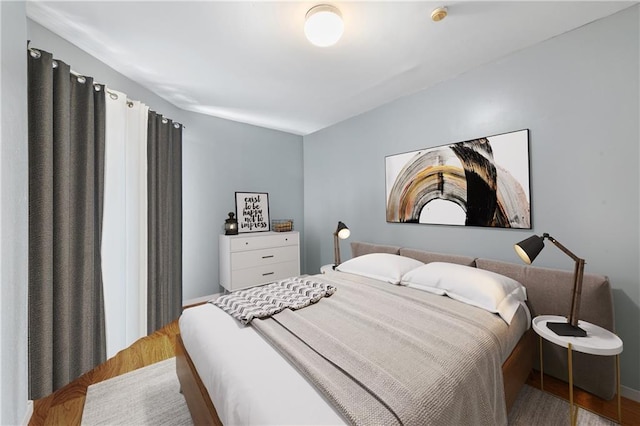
[251,272,512,426]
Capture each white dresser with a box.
[219,231,300,292]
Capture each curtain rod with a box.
[28,46,185,129]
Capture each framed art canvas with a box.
[385,129,531,229]
[235,192,270,233]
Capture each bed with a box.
[176,242,615,425]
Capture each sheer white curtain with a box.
[102,89,149,358]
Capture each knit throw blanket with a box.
[251,274,508,426]
[211,277,336,325]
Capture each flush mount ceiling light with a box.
[304,4,344,47]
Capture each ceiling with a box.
[27,1,635,136]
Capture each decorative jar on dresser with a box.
[219,231,300,292]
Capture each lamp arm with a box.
[544,234,581,263]
[568,258,585,327]
[333,232,341,267]
[545,234,585,328]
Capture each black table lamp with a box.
[333,221,350,269]
[514,233,587,337]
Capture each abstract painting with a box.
[385,129,530,228]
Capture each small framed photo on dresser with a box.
[235,192,270,233]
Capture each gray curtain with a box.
[28,49,106,399]
[147,112,182,333]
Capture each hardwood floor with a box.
[29,318,640,425]
[29,320,179,426]
[526,371,640,425]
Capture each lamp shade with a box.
[514,234,545,264]
[336,221,350,239]
[304,4,344,47]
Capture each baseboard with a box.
[621,385,640,402]
[21,400,33,426]
[183,293,219,308]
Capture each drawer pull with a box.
[262,255,274,259]
[262,272,275,276]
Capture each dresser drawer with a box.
[220,231,300,292]
[231,245,298,270]
[230,260,300,291]
[230,232,298,252]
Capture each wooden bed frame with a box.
[176,332,222,426]
[176,328,536,425]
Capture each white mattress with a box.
[179,273,530,426]
[179,299,347,426]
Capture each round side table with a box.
[532,315,623,425]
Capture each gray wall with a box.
[303,6,640,393]
[0,2,29,424]
[182,113,303,298]
[27,20,304,300]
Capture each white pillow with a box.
[400,262,527,324]
[336,253,424,284]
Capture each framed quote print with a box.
[235,192,270,233]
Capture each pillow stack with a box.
[336,254,527,324]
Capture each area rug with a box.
[508,384,615,425]
[81,357,192,425]
[82,356,615,425]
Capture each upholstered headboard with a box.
[350,242,475,266]
[399,248,476,267]
[349,241,616,400]
[350,241,401,257]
